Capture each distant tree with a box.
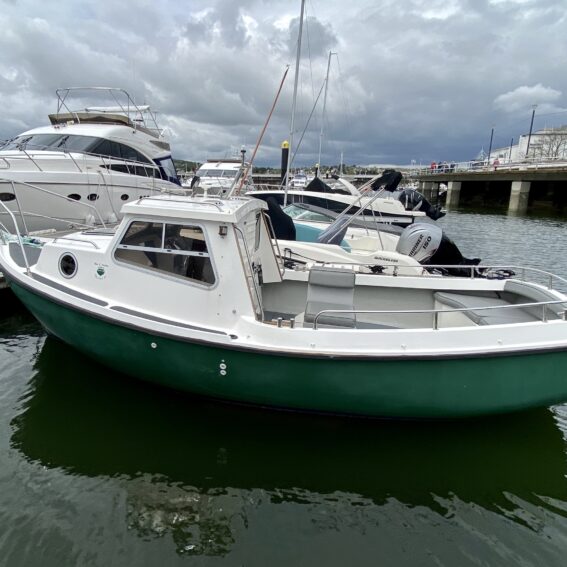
[534,128,567,159]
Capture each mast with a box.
[317,51,335,174]
[284,0,306,206]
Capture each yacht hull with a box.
[9,279,567,420]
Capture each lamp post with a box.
[525,104,537,160]
[487,126,494,167]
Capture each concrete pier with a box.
[418,181,435,200]
[508,181,531,215]
[446,181,462,209]
[415,163,567,213]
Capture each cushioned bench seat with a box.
[434,291,539,326]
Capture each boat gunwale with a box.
[4,265,567,362]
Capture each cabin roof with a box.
[120,195,267,223]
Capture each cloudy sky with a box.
[0,0,566,166]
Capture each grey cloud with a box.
[1,0,567,166]
[288,16,338,59]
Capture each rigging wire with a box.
[303,4,316,106]
[286,78,327,178]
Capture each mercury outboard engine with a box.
[396,223,481,276]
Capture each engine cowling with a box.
[395,223,443,263]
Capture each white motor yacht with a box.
[0,87,182,234]
[189,156,252,196]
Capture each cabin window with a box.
[155,157,180,185]
[91,139,152,164]
[54,135,100,151]
[114,221,215,286]
[102,163,159,177]
[2,134,66,151]
[59,253,78,278]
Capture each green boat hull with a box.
[10,281,567,419]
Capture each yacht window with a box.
[90,139,122,159]
[3,134,65,151]
[222,170,238,178]
[135,165,159,177]
[55,135,100,151]
[91,139,151,164]
[155,157,180,185]
[114,221,215,285]
[120,143,151,163]
[102,163,159,177]
[196,169,217,177]
[283,204,332,222]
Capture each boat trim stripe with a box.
[32,273,109,306]
[110,305,226,336]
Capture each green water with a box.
[1,211,567,566]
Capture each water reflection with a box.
[11,338,567,558]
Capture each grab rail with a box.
[0,200,31,275]
[262,211,285,278]
[52,236,100,249]
[312,299,567,330]
[0,145,162,176]
[136,195,224,211]
[309,261,567,291]
[0,177,107,232]
[234,225,264,321]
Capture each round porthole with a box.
[0,193,16,202]
[87,193,99,201]
[59,253,78,278]
[120,194,129,201]
[68,193,81,201]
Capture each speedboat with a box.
[2,194,567,419]
[250,169,444,227]
[0,87,182,234]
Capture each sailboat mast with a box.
[284,0,306,206]
[317,50,335,174]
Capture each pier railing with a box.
[414,157,567,176]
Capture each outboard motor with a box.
[396,223,481,276]
[396,189,445,221]
[396,223,443,263]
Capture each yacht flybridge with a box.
[0,87,182,234]
[2,194,567,419]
